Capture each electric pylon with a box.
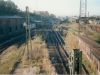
[79,0,87,24]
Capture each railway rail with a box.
[54,30,69,73]
[0,28,89,74]
[51,30,89,74]
[0,32,35,54]
[0,34,26,54]
[46,30,69,74]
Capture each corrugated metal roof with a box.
[0,16,23,19]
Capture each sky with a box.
[11,0,100,16]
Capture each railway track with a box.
[54,31,69,57]
[49,30,89,74]
[0,32,35,54]
[55,31,89,74]
[0,34,25,54]
[0,28,89,74]
[46,30,69,74]
[53,31,69,73]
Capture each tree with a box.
[0,0,19,15]
[0,0,6,15]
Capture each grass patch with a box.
[89,32,100,44]
[0,50,19,74]
[65,31,78,50]
[0,45,24,74]
[21,36,56,74]
[82,54,97,75]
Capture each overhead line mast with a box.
[79,0,87,24]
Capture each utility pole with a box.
[25,6,32,60]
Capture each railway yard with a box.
[0,0,100,74]
[0,23,95,75]
[0,27,70,74]
[0,30,56,74]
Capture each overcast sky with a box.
[11,0,100,16]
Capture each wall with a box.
[76,35,100,75]
[0,17,25,41]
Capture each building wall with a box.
[0,17,25,39]
[77,36,100,74]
